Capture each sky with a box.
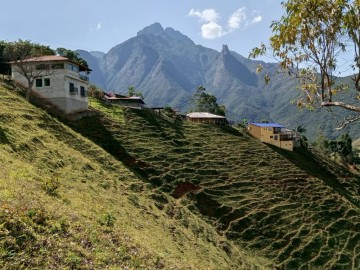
[1,0,284,58]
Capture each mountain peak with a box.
[221,44,230,55]
[137,22,164,36]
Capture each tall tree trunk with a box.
[26,78,33,101]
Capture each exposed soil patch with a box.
[173,182,200,199]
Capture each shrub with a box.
[42,177,60,196]
[99,212,116,227]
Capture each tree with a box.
[190,86,226,116]
[0,41,11,75]
[56,48,88,67]
[3,40,55,100]
[127,86,143,99]
[250,0,360,129]
[292,125,308,147]
[88,84,104,99]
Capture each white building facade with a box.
[11,55,91,114]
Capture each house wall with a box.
[11,63,88,114]
[248,124,294,151]
[187,117,226,125]
[248,125,262,140]
[280,141,294,151]
[118,101,143,108]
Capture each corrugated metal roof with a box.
[187,112,226,119]
[250,123,285,128]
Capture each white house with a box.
[11,55,91,114]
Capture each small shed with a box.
[186,112,227,125]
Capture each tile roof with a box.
[22,55,69,62]
[10,55,92,71]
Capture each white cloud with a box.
[201,22,224,39]
[189,7,263,39]
[227,8,247,32]
[96,22,102,30]
[250,15,262,24]
[189,8,219,22]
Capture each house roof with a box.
[119,96,146,104]
[187,112,226,119]
[104,96,121,100]
[250,123,285,128]
[104,93,145,104]
[10,55,92,72]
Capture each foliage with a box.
[56,47,88,68]
[236,119,249,130]
[88,84,104,99]
[3,39,56,100]
[250,0,360,129]
[98,212,117,227]
[0,41,11,75]
[163,106,175,117]
[293,125,308,147]
[2,39,55,61]
[42,177,60,196]
[127,86,143,98]
[85,103,360,269]
[190,86,226,116]
[0,83,254,269]
[313,132,354,163]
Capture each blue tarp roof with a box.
[250,123,285,128]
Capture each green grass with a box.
[89,97,125,123]
[0,83,264,269]
[70,100,360,269]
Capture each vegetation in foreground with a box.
[71,96,360,269]
[0,83,265,269]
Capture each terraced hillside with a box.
[73,100,360,269]
[0,83,267,269]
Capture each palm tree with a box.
[293,125,308,147]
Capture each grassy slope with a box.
[0,84,265,269]
[72,98,360,269]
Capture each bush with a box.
[99,212,116,227]
[42,178,60,196]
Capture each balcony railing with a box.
[79,74,89,82]
[280,134,294,141]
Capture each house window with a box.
[36,78,43,87]
[274,135,278,140]
[67,63,79,73]
[51,63,64,69]
[44,78,50,86]
[80,86,87,97]
[35,64,49,70]
[69,82,76,94]
[270,136,273,139]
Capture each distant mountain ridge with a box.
[77,22,360,141]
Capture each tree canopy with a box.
[1,40,88,101]
[56,48,88,68]
[3,40,56,100]
[127,86,143,99]
[190,86,226,116]
[250,0,360,129]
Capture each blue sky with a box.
[1,0,284,57]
